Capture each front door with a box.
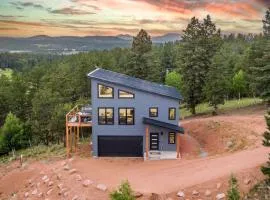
[150,133,159,150]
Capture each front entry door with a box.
[150,133,159,150]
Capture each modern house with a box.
[87,68,184,160]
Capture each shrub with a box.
[227,174,241,200]
[110,180,135,200]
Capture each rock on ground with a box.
[192,190,199,195]
[96,184,107,191]
[69,169,77,174]
[205,189,211,196]
[216,182,222,189]
[134,191,143,198]
[177,191,185,197]
[83,179,93,187]
[216,193,226,200]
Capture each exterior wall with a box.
[91,78,180,156]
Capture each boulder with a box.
[69,169,77,174]
[46,189,53,196]
[63,165,70,171]
[31,189,38,195]
[192,190,199,196]
[96,184,107,191]
[205,189,211,196]
[24,192,29,198]
[177,191,185,197]
[57,183,64,189]
[38,192,43,198]
[48,181,54,187]
[244,178,251,185]
[216,193,225,200]
[134,191,143,198]
[42,175,48,181]
[83,179,93,187]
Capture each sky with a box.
[0,0,269,37]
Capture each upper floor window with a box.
[118,89,134,99]
[119,108,135,125]
[98,84,114,98]
[98,107,114,125]
[149,107,158,117]
[168,107,176,120]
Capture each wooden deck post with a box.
[176,133,181,159]
[145,125,149,160]
[66,114,70,158]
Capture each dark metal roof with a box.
[88,68,182,100]
[143,117,184,133]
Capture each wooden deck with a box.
[66,105,92,157]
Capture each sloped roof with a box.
[143,117,184,133]
[88,68,182,100]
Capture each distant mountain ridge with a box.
[0,33,182,54]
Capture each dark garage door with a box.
[98,136,143,157]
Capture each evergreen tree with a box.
[204,51,228,115]
[263,7,270,38]
[227,175,241,200]
[0,112,24,156]
[261,110,270,181]
[181,15,221,114]
[127,29,152,80]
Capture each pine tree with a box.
[263,7,270,38]
[181,15,221,114]
[204,51,228,115]
[254,40,270,105]
[261,110,270,181]
[126,29,152,80]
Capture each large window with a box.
[168,107,176,120]
[118,108,135,125]
[118,89,134,99]
[98,107,114,125]
[168,132,176,144]
[149,107,158,117]
[98,84,114,98]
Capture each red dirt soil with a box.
[0,105,268,200]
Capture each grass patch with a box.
[244,180,270,200]
[0,144,65,164]
[180,98,263,118]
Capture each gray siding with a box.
[91,78,180,156]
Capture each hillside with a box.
[0,33,181,54]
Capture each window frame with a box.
[118,89,135,99]
[98,107,114,125]
[168,107,176,120]
[97,83,114,99]
[149,107,158,117]
[118,107,135,125]
[168,132,176,144]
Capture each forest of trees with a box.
[0,8,269,155]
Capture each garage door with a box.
[98,136,143,157]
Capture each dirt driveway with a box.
[70,146,269,193]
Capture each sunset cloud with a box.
[48,7,96,15]
[0,0,268,37]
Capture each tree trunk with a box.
[191,106,196,115]
[238,92,241,102]
[212,105,218,116]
